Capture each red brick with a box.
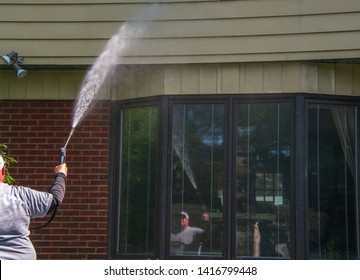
[1,100,109,260]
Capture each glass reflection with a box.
[308,105,357,259]
[118,107,158,254]
[236,103,292,258]
[170,104,225,257]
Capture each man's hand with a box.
[202,212,209,222]
[55,163,68,177]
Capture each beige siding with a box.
[0,71,84,100]
[115,62,360,98]
[1,62,360,100]
[0,0,360,65]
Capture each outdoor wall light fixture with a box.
[1,51,27,78]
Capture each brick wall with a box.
[0,100,110,259]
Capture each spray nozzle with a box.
[59,127,75,164]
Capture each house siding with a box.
[0,0,359,65]
[1,62,360,101]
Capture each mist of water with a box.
[68,11,198,190]
[72,22,142,130]
[172,108,198,190]
[172,134,198,190]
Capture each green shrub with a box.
[0,143,17,185]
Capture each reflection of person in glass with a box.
[171,211,209,254]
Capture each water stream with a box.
[72,22,139,130]
[68,13,198,189]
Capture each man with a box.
[170,211,209,255]
[0,155,68,260]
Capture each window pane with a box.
[236,103,292,258]
[308,105,357,259]
[170,104,224,257]
[118,107,158,254]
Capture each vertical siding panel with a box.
[43,75,60,99]
[116,69,133,100]
[150,66,164,96]
[182,65,199,94]
[137,68,151,98]
[221,64,240,93]
[264,63,282,93]
[60,75,77,99]
[335,64,352,95]
[27,75,43,99]
[301,63,318,93]
[244,63,264,93]
[318,64,335,94]
[9,77,26,99]
[116,78,126,100]
[76,73,85,93]
[199,64,217,94]
[282,62,301,93]
[123,68,138,99]
[239,64,246,93]
[164,65,181,94]
[352,65,360,95]
[0,75,10,99]
[216,65,222,94]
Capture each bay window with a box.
[109,95,359,260]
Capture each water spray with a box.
[57,22,146,165]
[59,127,75,164]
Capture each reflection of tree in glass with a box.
[119,107,158,254]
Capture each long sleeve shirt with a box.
[0,172,66,260]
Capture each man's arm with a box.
[48,164,67,211]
